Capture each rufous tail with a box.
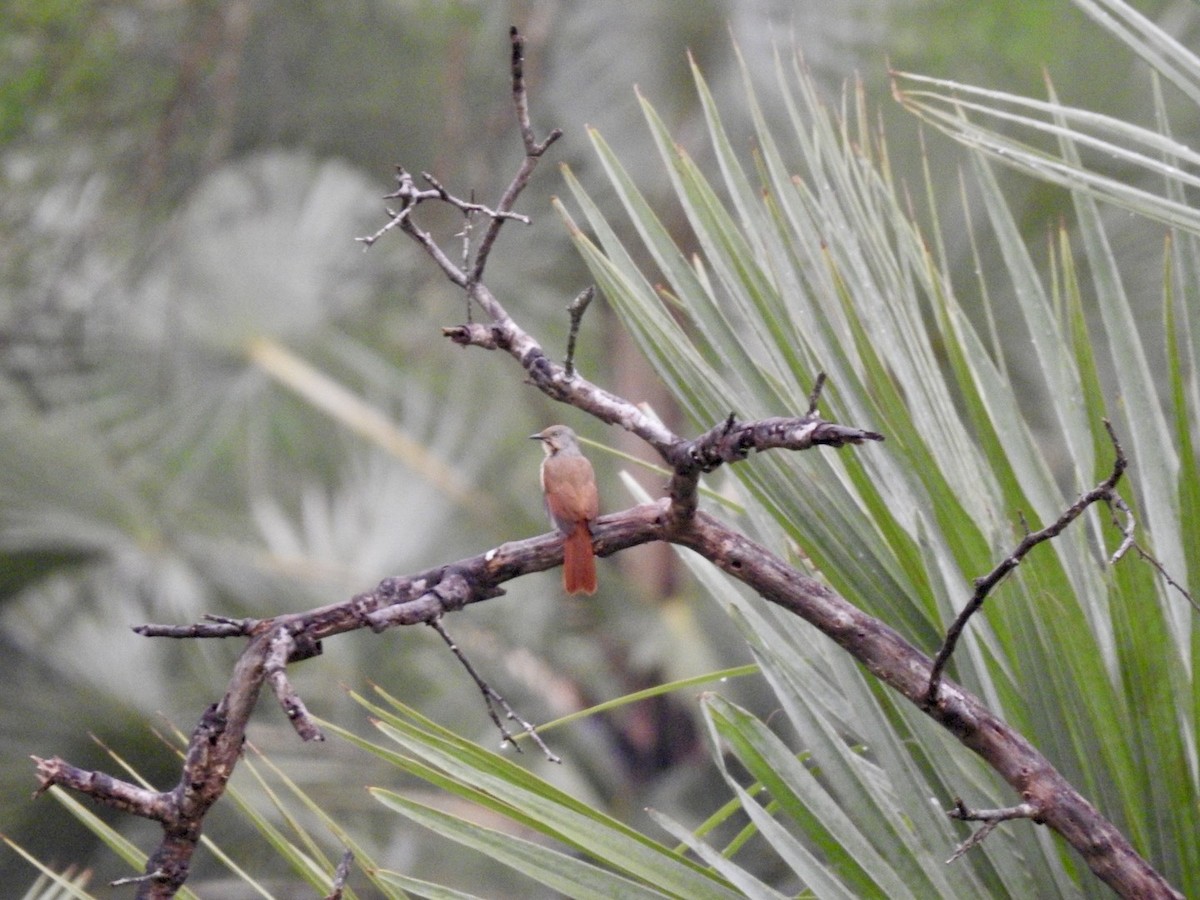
[563,521,597,595]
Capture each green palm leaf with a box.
[555,15,1197,895]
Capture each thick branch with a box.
[36,503,669,897]
[669,511,1181,900]
[42,493,1180,899]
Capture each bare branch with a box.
[946,798,1042,863]
[806,372,827,416]
[33,756,173,821]
[35,504,670,894]
[925,420,1127,705]
[669,511,1181,899]
[428,617,561,763]
[663,411,884,527]
[323,851,355,900]
[468,26,561,285]
[43,474,1183,899]
[265,630,325,742]
[421,170,530,226]
[563,285,595,378]
[356,168,529,250]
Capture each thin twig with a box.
[427,617,561,764]
[468,26,562,285]
[322,850,354,900]
[925,420,1127,705]
[806,372,827,416]
[264,630,324,742]
[564,285,595,377]
[422,171,530,225]
[1122,528,1200,614]
[1107,491,1136,563]
[111,870,168,889]
[134,619,253,639]
[459,193,477,323]
[946,798,1042,863]
[357,168,528,249]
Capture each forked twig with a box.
[427,617,561,764]
[468,26,562,285]
[926,420,1126,705]
[946,798,1042,863]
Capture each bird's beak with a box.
[529,433,544,441]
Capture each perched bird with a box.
[531,425,599,594]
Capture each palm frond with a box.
[555,21,1197,895]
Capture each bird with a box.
[531,425,599,594]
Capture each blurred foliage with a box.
[0,1,122,143]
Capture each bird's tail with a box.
[563,521,597,595]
